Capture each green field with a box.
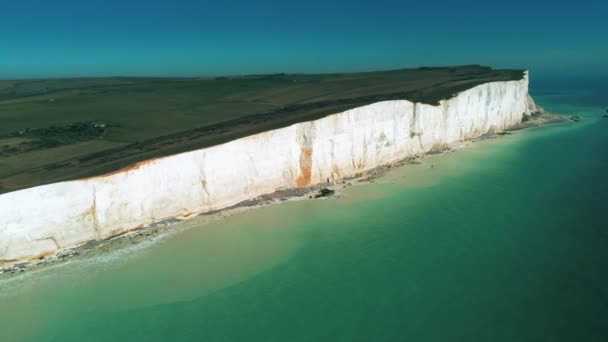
[0,65,523,193]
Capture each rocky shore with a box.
[509,110,571,130]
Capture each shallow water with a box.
[1,80,607,341]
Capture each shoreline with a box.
[0,112,571,278]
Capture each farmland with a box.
[0,65,523,193]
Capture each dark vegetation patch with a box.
[0,122,108,156]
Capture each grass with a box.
[0,65,524,193]
[0,140,127,189]
[0,121,109,157]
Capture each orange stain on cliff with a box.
[26,250,54,262]
[82,158,163,181]
[296,148,313,187]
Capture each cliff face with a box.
[0,72,538,264]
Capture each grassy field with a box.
[0,65,524,193]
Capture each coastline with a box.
[0,112,571,278]
[0,74,541,264]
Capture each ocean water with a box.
[0,79,607,341]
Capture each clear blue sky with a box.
[1,0,606,78]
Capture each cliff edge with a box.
[0,71,542,266]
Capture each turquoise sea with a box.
[1,79,607,341]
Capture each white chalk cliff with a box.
[0,72,539,264]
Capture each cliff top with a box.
[0,65,524,193]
